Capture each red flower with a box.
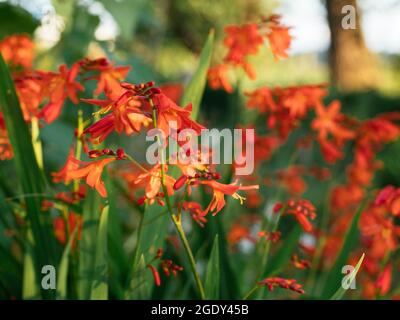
[199,180,259,216]
[245,87,277,113]
[80,58,130,100]
[284,199,317,233]
[133,164,175,201]
[0,113,13,160]
[312,100,355,142]
[207,64,233,93]
[159,83,183,103]
[83,90,152,143]
[0,34,34,68]
[151,93,204,139]
[224,23,264,65]
[182,201,207,227]
[39,63,84,123]
[375,264,392,296]
[258,277,305,294]
[54,212,82,246]
[52,147,80,184]
[258,231,281,243]
[66,157,116,197]
[265,15,291,60]
[14,72,46,121]
[291,254,311,269]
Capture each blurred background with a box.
[1,0,399,91]
[1,0,399,182]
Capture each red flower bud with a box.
[88,150,103,158]
[116,148,125,159]
[273,202,283,213]
[173,175,188,190]
[137,196,146,206]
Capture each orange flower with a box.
[245,87,277,113]
[133,164,175,200]
[152,92,204,139]
[375,264,392,296]
[54,212,82,246]
[319,138,345,164]
[0,113,13,160]
[207,64,233,93]
[223,23,263,65]
[258,231,281,243]
[83,91,152,143]
[331,184,365,213]
[228,223,252,246]
[182,201,207,227]
[66,157,116,197]
[276,166,307,196]
[199,180,259,216]
[39,63,84,123]
[283,199,317,233]
[14,72,46,121]
[159,83,183,103]
[258,277,304,294]
[0,34,34,68]
[265,15,291,60]
[291,254,311,269]
[312,100,355,142]
[277,84,327,118]
[80,58,130,100]
[52,147,80,184]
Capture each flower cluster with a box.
[208,15,291,93]
[258,277,305,294]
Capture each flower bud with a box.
[173,175,188,190]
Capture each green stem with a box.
[74,109,83,192]
[150,99,205,299]
[243,284,260,300]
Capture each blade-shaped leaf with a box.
[204,235,220,299]
[330,253,365,300]
[22,229,39,300]
[181,30,214,120]
[127,254,150,299]
[57,226,78,299]
[90,205,109,300]
[0,54,55,298]
[77,189,102,299]
[321,201,366,298]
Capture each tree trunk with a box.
[326,0,378,92]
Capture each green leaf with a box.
[127,254,150,299]
[0,3,39,38]
[204,235,220,299]
[330,253,365,300]
[22,229,39,300]
[0,54,55,298]
[90,205,109,300]
[321,201,366,298]
[106,176,129,299]
[57,227,78,299]
[180,30,214,120]
[77,189,102,299]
